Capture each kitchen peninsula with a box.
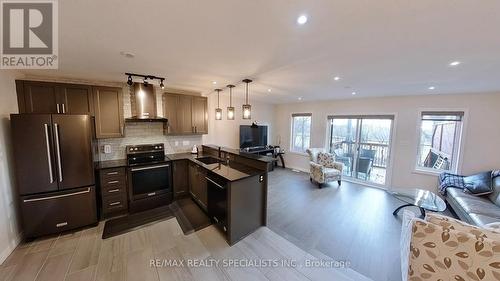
[96,144,274,245]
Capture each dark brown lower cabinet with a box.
[20,186,97,238]
[173,160,189,198]
[188,162,207,210]
[98,167,128,218]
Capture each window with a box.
[416,111,464,173]
[291,113,312,153]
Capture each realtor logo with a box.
[1,0,58,69]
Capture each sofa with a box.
[443,171,500,226]
[401,211,500,281]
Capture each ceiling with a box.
[21,0,500,103]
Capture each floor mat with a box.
[102,205,174,239]
[102,198,211,239]
[170,198,212,234]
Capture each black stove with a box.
[126,143,169,166]
[126,144,173,212]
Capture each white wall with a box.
[206,94,276,149]
[0,71,22,263]
[275,92,500,191]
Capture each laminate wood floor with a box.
[0,216,372,281]
[267,168,453,281]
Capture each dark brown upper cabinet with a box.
[192,96,208,134]
[16,80,93,115]
[93,86,124,139]
[58,84,93,115]
[163,93,207,135]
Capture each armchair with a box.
[306,148,343,188]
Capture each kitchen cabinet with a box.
[192,97,208,134]
[98,167,128,218]
[58,84,93,114]
[188,162,207,210]
[173,160,189,198]
[163,93,207,135]
[16,80,93,115]
[93,86,124,139]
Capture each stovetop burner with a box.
[126,144,168,166]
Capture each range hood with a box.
[126,83,168,122]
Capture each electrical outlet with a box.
[103,144,112,154]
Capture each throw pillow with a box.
[464,171,493,196]
[317,152,335,167]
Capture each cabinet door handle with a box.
[56,103,60,113]
[56,222,68,228]
[107,180,119,184]
[109,202,121,206]
[106,171,118,175]
[61,103,66,114]
[107,189,120,193]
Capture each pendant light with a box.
[226,84,235,120]
[242,79,252,119]
[215,88,223,120]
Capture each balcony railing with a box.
[330,141,389,168]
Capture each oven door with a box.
[128,163,172,200]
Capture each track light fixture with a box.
[124,73,166,88]
[226,84,235,120]
[215,89,223,120]
[242,79,252,119]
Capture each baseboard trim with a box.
[0,233,22,265]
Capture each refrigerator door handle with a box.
[54,123,63,182]
[44,124,54,183]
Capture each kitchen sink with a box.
[195,156,222,165]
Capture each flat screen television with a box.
[239,125,268,149]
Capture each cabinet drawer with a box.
[100,176,126,189]
[20,186,97,238]
[102,193,128,214]
[102,185,126,197]
[100,167,126,181]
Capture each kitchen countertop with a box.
[95,152,266,182]
[202,144,276,163]
[167,152,264,182]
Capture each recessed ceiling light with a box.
[119,51,135,58]
[297,15,308,25]
[267,89,272,92]
[212,81,217,85]
[298,97,303,100]
[333,76,341,81]
[351,92,356,95]
[428,86,436,90]
[449,61,461,66]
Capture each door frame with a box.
[327,113,398,189]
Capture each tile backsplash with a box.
[97,85,203,161]
[97,122,202,161]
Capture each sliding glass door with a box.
[328,115,394,186]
